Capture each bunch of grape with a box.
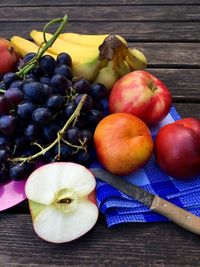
[0,53,107,184]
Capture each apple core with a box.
[54,188,78,213]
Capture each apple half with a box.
[25,162,99,243]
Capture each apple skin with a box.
[0,38,20,74]
[94,113,154,175]
[109,70,172,125]
[154,118,200,179]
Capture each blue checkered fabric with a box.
[90,106,200,227]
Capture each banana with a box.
[30,30,100,80]
[126,48,147,71]
[30,30,98,61]
[27,30,147,90]
[10,36,56,58]
[59,33,127,47]
[115,60,131,77]
[94,60,120,90]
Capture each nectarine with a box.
[155,118,200,179]
[94,113,154,175]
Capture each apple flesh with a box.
[25,162,98,243]
[109,70,172,125]
[154,118,200,179]
[0,38,20,75]
[94,113,154,175]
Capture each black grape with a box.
[64,102,76,118]
[17,101,36,120]
[40,76,51,85]
[0,81,7,90]
[56,52,72,68]
[9,163,29,181]
[39,55,56,76]
[3,72,18,87]
[0,95,11,115]
[0,115,16,135]
[46,95,65,112]
[75,94,93,111]
[64,127,81,145]
[80,130,93,145]
[42,123,60,143]
[54,65,73,80]
[74,150,90,164]
[10,80,23,89]
[0,169,9,184]
[87,109,104,127]
[54,143,73,161]
[90,83,107,99]
[18,53,36,69]
[73,79,91,94]
[24,124,39,141]
[4,88,24,105]
[51,74,72,95]
[32,108,52,126]
[0,149,9,163]
[22,81,45,104]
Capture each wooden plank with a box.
[148,69,200,98]
[130,43,200,66]
[0,0,200,6]
[0,6,200,22]
[0,214,199,266]
[2,21,200,41]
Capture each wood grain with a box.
[0,214,199,266]
[2,21,200,41]
[0,0,200,6]
[0,6,200,22]
[151,196,200,235]
[131,43,200,66]
[146,69,200,97]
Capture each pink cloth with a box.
[0,180,26,211]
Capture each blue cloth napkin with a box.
[90,106,200,227]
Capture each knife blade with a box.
[91,168,200,235]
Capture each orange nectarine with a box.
[94,113,154,175]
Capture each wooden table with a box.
[0,1,200,266]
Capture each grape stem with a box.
[61,138,87,152]
[0,89,5,93]
[12,94,87,163]
[16,15,68,78]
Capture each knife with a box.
[91,168,200,235]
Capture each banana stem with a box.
[12,94,87,163]
[16,15,68,78]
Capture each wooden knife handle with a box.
[151,195,200,235]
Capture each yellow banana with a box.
[59,33,127,47]
[93,60,120,90]
[30,30,98,62]
[126,48,147,71]
[30,30,100,80]
[10,36,56,58]
[29,30,147,90]
[115,60,131,77]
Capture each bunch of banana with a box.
[11,31,147,90]
[59,32,127,47]
[10,36,56,58]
